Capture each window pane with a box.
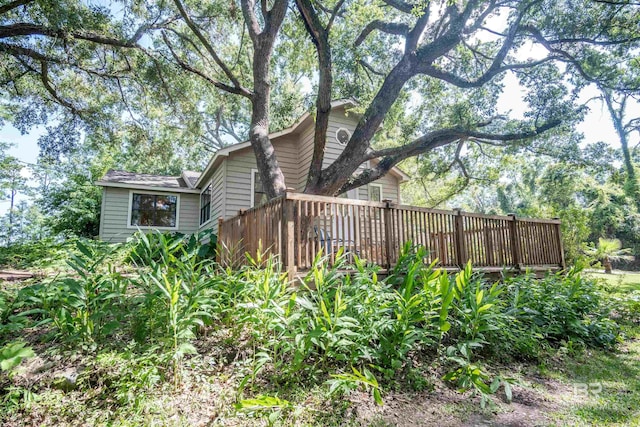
[369,186,381,202]
[131,210,140,226]
[200,185,212,225]
[155,210,175,227]
[131,193,177,227]
[139,194,155,210]
[139,210,155,226]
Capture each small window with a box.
[369,184,383,202]
[200,184,212,225]
[335,128,351,145]
[251,169,267,208]
[130,193,178,227]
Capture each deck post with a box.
[453,208,467,268]
[282,190,297,281]
[382,199,394,270]
[552,217,566,270]
[508,213,522,271]
[216,218,224,264]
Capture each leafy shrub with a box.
[0,238,73,270]
[492,267,619,360]
[0,234,622,412]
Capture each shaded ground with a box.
[2,325,638,427]
[2,270,639,426]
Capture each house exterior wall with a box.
[98,107,403,241]
[297,106,401,203]
[218,107,401,225]
[199,161,226,233]
[223,135,301,219]
[99,187,199,243]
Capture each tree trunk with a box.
[249,66,287,199]
[309,58,415,195]
[8,186,15,244]
[241,0,289,201]
[603,91,640,206]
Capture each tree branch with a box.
[354,20,409,47]
[379,0,413,13]
[0,22,146,47]
[338,119,562,193]
[39,61,78,114]
[296,0,341,191]
[161,31,252,97]
[172,0,250,96]
[0,0,34,15]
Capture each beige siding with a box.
[223,148,257,218]
[371,174,401,203]
[323,107,359,168]
[199,161,226,233]
[297,124,315,190]
[99,187,199,243]
[224,138,300,219]
[295,107,401,202]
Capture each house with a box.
[96,100,410,243]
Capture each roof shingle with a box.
[99,170,190,188]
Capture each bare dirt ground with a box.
[349,377,576,427]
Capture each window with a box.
[369,184,383,202]
[200,184,212,225]
[251,169,267,207]
[130,193,178,228]
[339,189,359,199]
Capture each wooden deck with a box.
[217,191,565,277]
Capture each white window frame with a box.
[368,183,383,202]
[127,189,181,230]
[199,181,212,227]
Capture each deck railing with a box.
[217,191,565,275]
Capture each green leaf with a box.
[440,321,451,332]
[476,290,484,306]
[0,342,35,372]
[504,381,513,402]
[373,388,383,406]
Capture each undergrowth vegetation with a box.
[0,232,627,425]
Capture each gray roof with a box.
[182,170,201,188]
[100,170,190,188]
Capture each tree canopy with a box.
[1,0,640,260]
[2,0,639,197]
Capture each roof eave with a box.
[193,151,229,188]
[95,181,201,194]
[195,99,359,187]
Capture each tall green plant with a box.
[131,231,218,384]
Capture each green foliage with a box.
[0,238,73,269]
[492,267,620,360]
[584,238,634,272]
[0,236,623,416]
[130,231,217,384]
[0,341,35,372]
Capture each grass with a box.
[544,324,640,426]
[545,270,640,426]
[587,270,640,293]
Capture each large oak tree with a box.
[2,0,639,199]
